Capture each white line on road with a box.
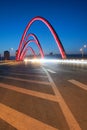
[68,79,87,91]
[11,70,45,74]
[0,83,57,102]
[0,103,57,130]
[0,62,11,65]
[47,69,56,73]
[2,72,47,78]
[0,75,50,85]
[0,69,45,74]
[42,67,81,130]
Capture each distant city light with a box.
[84,45,87,48]
[80,48,83,51]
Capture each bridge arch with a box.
[21,46,36,60]
[17,16,66,60]
[20,38,44,60]
[23,33,44,58]
[23,33,40,44]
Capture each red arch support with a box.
[21,46,36,60]
[23,33,44,59]
[20,39,44,60]
[24,33,39,44]
[17,16,66,60]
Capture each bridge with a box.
[0,16,87,130]
[16,16,66,60]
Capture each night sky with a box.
[0,0,87,56]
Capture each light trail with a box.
[24,58,87,65]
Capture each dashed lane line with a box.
[0,75,50,85]
[47,69,56,73]
[1,72,47,78]
[0,69,45,74]
[9,70,45,74]
[0,83,57,102]
[42,67,81,130]
[0,103,58,130]
[68,79,87,91]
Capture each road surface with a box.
[0,61,87,130]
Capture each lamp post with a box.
[84,45,86,48]
[80,48,84,58]
[84,45,87,58]
[80,44,87,58]
[9,48,13,51]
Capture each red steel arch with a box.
[21,46,36,60]
[17,16,66,60]
[23,33,38,44]
[20,39,44,60]
[24,33,44,58]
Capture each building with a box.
[4,51,10,60]
[0,54,1,60]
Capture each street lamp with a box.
[84,45,87,48]
[80,44,87,58]
[9,48,13,51]
[84,45,87,58]
[80,48,84,58]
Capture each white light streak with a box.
[24,58,87,65]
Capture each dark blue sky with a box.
[0,0,87,56]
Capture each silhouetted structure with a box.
[4,51,10,60]
[0,54,1,60]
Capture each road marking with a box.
[0,83,57,102]
[0,69,45,74]
[42,67,81,130]
[0,63,8,65]
[11,70,45,74]
[0,103,57,130]
[0,61,19,65]
[68,79,87,91]
[0,75,50,85]
[47,69,56,73]
[2,72,47,78]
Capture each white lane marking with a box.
[42,67,81,130]
[2,72,47,78]
[0,83,57,102]
[11,70,45,74]
[0,61,19,65]
[68,79,87,91]
[0,75,50,85]
[0,103,57,130]
[0,63,10,65]
[0,69,45,74]
[47,69,56,74]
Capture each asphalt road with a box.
[0,61,87,130]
